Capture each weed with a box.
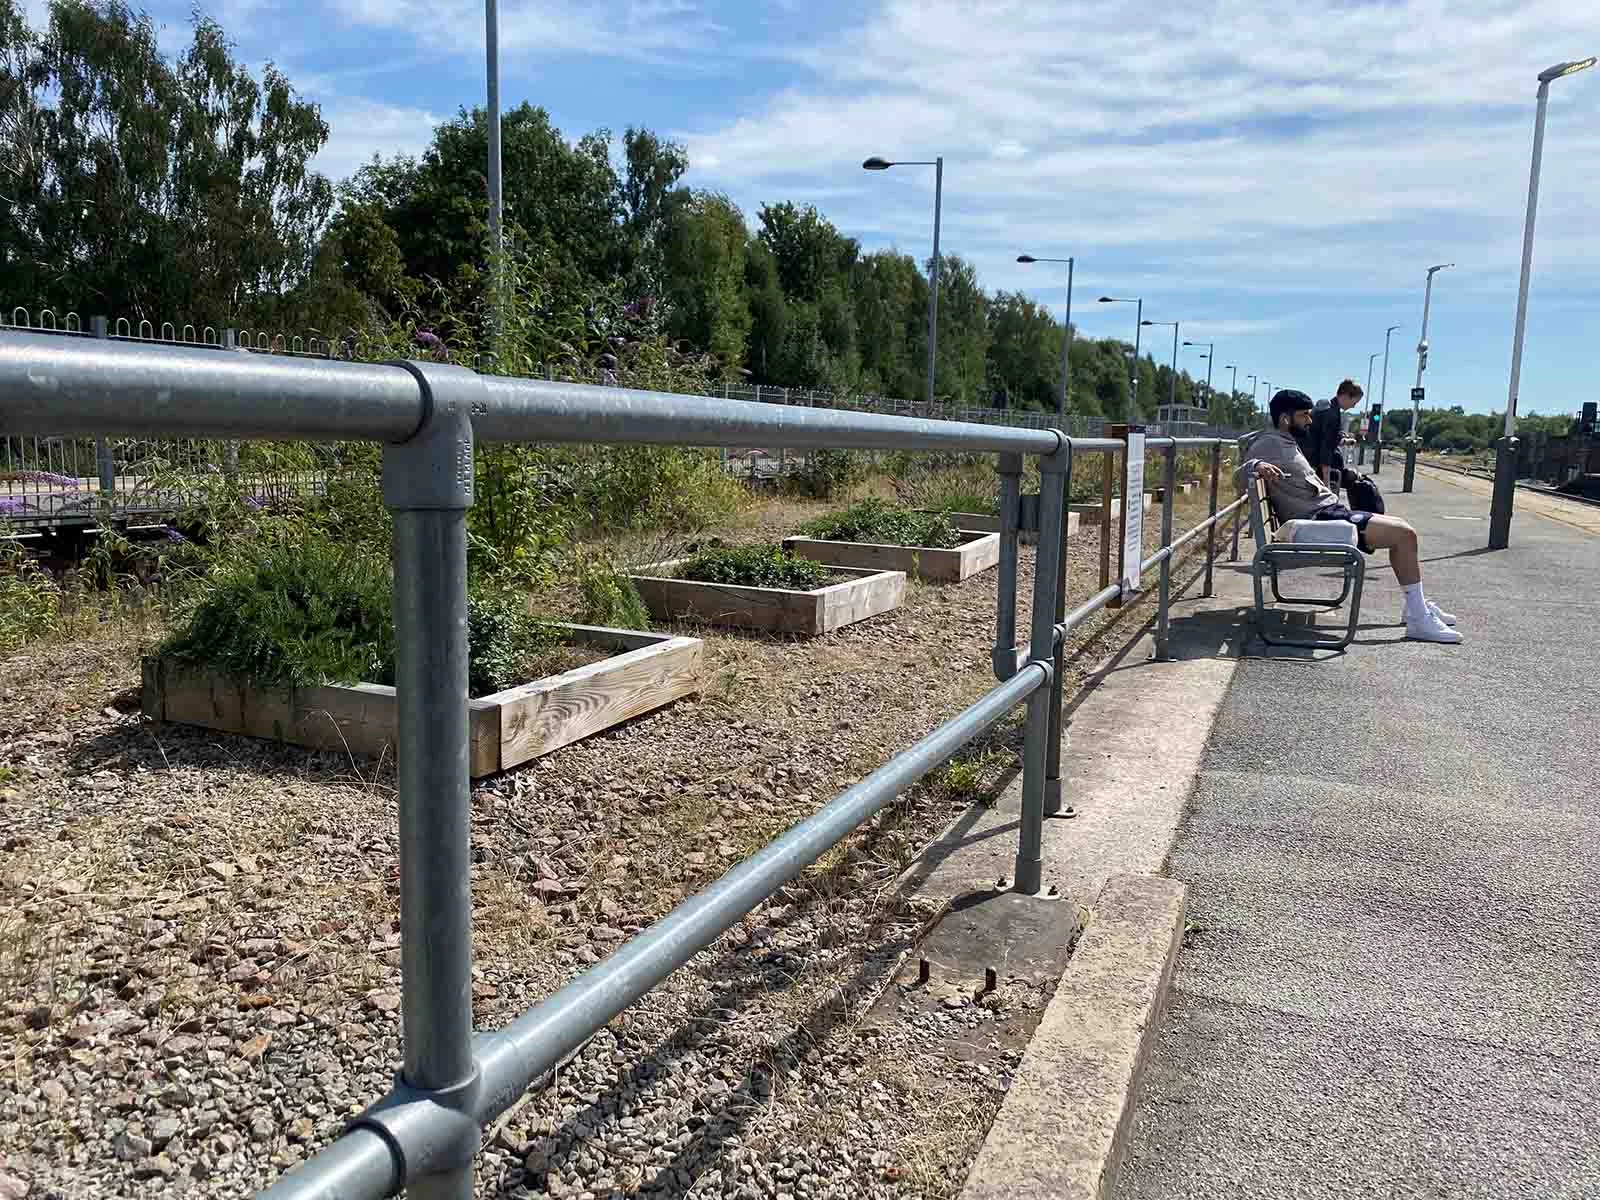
[0,545,61,652]
[678,544,832,590]
[798,497,962,549]
[575,556,652,631]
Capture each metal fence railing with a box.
[0,329,1244,1199]
[1,307,1250,530]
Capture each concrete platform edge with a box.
[960,874,1187,1200]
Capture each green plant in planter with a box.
[576,556,651,630]
[799,497,962,548]
[679,544,832,590]
[160,533,396,689]
[161,533,560,694]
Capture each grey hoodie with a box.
[1236,428,1340,521]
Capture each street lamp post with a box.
[1099,296,1143,423]
[1404,263,1454,492]
[1142,319,1180,429]
[865,156,944,407]
[1185,339,1215,422]
[1223,363,1238,426]
[1360,352,1380,465]
[485,0,504,345]
[1490,56,1596,550]
[1018,254,1074,419]
[1375,325,1400,473]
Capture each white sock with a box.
[1402,582,1427,620]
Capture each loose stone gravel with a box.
[0,493,1219,1199]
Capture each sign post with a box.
[1404,387,1425,491]
[1121,428,1146,595]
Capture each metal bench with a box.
[1247,476,1365,648]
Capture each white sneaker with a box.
[1406,609,1463,644]
[1427,600,1457,626]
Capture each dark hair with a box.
[1336,378,1364,399]
[1269,389,1315,428]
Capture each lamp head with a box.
[862,156,893,170]
[1539,57,1596,84]
[1016,254,1036,263]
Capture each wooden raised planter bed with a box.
[910,509,1081,546]
[1069,493,1153,524]
[627,560,905,637]
[779,529,999,583]
[142,625,702,778]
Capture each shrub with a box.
[787,448,864,500]
[679,544,831,590]
[576,556,651,630]
[160,533,559,693]
[0,547,61,653]
[160,533,396,689]
[465,589,560,693]
[799,497,961,548]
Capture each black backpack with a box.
[1345,472,1385,515]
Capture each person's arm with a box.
[1235,456,1285,486]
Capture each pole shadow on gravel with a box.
[502,774,1020,1198]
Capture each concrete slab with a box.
[908,550,1258,1197]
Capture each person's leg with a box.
[1359,514,1461,639]
[1361,514,1419,585]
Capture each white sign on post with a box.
[1121,430,1145,594]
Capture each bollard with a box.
[1402,439,1418,493]
[1043,446,1073,817]
[1373,440,1384,474]
[1487,435,1519,550]
[991,452,1022,680]
[371,363,483,1200]
[1155,444,1176,660]
[1014,438,1067,896]
[1204,442,1221,597]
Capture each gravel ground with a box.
[0,489,1222,1200]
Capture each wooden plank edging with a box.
[626,559,907,636]
[143,625,701,778]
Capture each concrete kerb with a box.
[927,534,1252,1200]
[960,874,1187,1200]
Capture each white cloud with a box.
[314,99,443,182]
[679,0,1600,301]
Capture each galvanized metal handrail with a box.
[0,330,1241,1199]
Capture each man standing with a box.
[1240,390,1462,644]
[1306,378,1365,493]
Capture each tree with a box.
[756,202,858,303]
[851,250,926,399]
[662,191,750,372]
[342,103,623,301]
[931,254,989,403]
[618,126,688,300]
[0,0,334,324]
[987,291,1062,410]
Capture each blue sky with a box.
[35,0,1600,420]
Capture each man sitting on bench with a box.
[1242,390,1463,644]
